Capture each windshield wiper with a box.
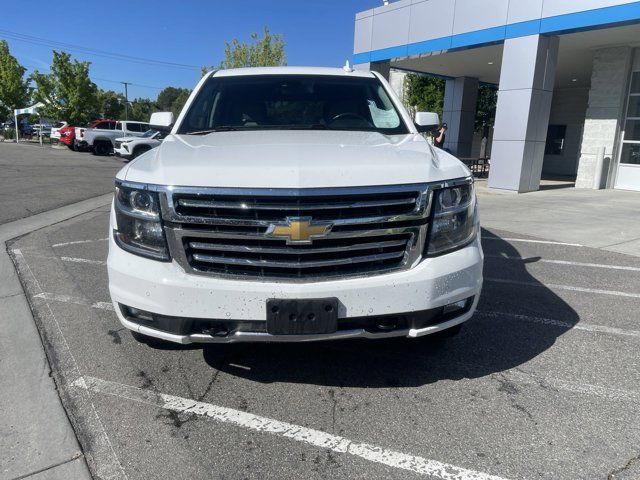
[186,126,241,135]
[186,124,328,135]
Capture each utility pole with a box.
[120,81,131,120]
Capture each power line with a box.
[21,64,165,91]
[0,27,201,71]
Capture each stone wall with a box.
[575,47,633,188]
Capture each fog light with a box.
[443,299,467,315]
[126,306,155,322]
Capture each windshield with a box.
[178,74,408,135]
[141,129,159,138]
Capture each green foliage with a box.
[405,74,498,133]
[170,89,190,117]
[0,40,30,120]
[30,51,99,125]
[156,87,190,111]
[475,84,498,133]
[128,98,157,122]
[97,89,126,119]
[204,27,286,73]
[403,73,445,119]
[2,128,16,140]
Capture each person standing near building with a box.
[433,123,447,149]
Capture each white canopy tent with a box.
[13,102,45,144]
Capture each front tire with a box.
[93,141,112,156]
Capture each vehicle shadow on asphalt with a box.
[190,230,580,387]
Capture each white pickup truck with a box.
[108,67,483,346]
[79,120,150,155]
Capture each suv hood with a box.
[120,130,469,188]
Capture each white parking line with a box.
[482,237,583,247]
[60,256,106,265]
[52,238,109,248]
[34,292,114,311]
[478,311,640,339]
[11,249,106,266]
[12,251,127,479]
[485,277,640,299]
[73,375,509,480]
[486,254,640,272]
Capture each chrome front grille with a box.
[161,185,432,280]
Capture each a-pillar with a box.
[442,77,479,157]
[489,35,559,192]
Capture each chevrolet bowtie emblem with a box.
[267,217,332,244]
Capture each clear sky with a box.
[1,0,379,101]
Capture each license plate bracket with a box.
[266,298,338,335]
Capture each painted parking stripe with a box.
[11,249,106,266]
[486,254,640,272]
[12,249,127,479]
[481,237,583,247]
[73,375,509,480]
[34,292,114,311]
[478,311,640,339]
[485,277,640,299]
[60,256,106,265]
[52,238,109,247]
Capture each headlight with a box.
[113,184,170,261]
[426,180,478,256]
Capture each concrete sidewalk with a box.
[476,181,640,257]
[0,195,112,480]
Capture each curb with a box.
[0,194,112,480]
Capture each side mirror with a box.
[149,112,174,132]
[414,112,440,133]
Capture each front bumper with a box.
[108,226,483,344]
[114,146,131,158]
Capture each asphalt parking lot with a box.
[0,142,122,224]
[8,203,640,479]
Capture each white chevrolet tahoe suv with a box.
[108,67,483,345]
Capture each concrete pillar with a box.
[388,70,408,103]
[489,35,559,193]
[442,77,479,157]
[354,61,391,81]
[575,47,633,189]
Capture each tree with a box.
[403,73,445,119]
[128,98,157,122]
[170,89,190,117]
[30,51,99,125]
[156,87,190,111]
[97,89,126,119]
[0,40,30,121]
[475,85,498,133]
[203,26,286,73]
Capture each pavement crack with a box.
[0,292,23,300]
[328,389,338,434]
[608,453,640,479]
[12,452,84,480]
[198,354,226,402]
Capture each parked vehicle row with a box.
[48,117,163,160]
[80,120,150,155]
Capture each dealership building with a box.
[353,0,640,192]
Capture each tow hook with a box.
[203,325,230,337]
